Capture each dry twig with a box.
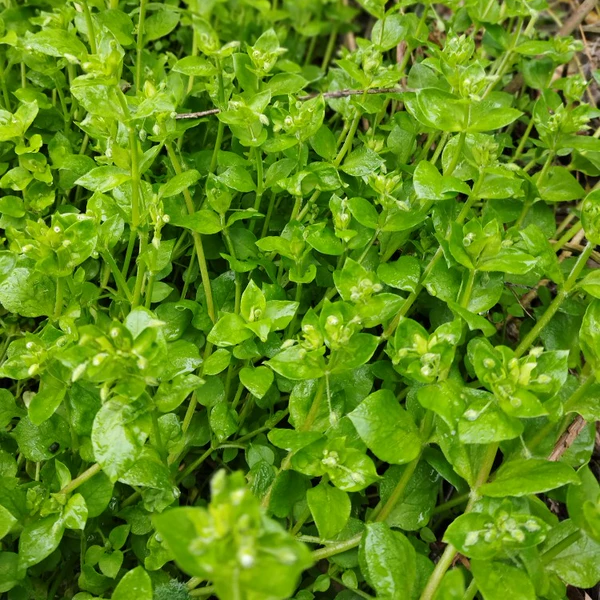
[174,87,406,119]
[548,415,588,462]
[559,0,598,36]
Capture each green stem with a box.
[80,0,98,54]
[482,17,524,98]
[129,127,141,231]
[514,197,532,229]
[165,142,216,322]
[541,530,582,564]
[321,26,339,71]
[54,277,65,319]
[358,230,379,263]
[144,273,155,308]
[55,79,71,132]
[186,577,204,591]
[552,220,582,251]
[59,463,101,495]
[419,443,498,600]
[186,29,198,94]
[463,579,478,600]
[189,586,216,598]
[515,242,594,358]
[135,0,148,91]
[304,35,317,66]
[0,59,12,111]
[312,532,363,561]
[122,228,137,279]
[250,147,264,233]
[177,446,214,483]
[101,251,133,302]
[514,117,534,159]
[334,108,362,167]
[166,394,198,466]
[235,410,288,443]
[430,132,449,165]
[432,493,470,515]
[563,374,595,413]
[459,269,476,308]
[131,234,148,308]
[261,191,277,237]
[285,283,303,338]
[446,131,466,176]
[151,409,165,460]
[331,576,375,600]
[209,58,226,173]
[537,151,555,188]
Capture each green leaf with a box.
[266,73,308,96]
[202,348,231,376]
[0,505,17,540]
[173,56,217,77]
[377,256,421,292]
[78,471,114,519]
[0,267,56,317]
[445,511,548,560]
[567,466,600,542]
[307,482,351,539]
[18,514,65,570]
[379,462,439,530]
[305,223,344,255]
[91,401,149,482]
[267,346,326,380]
[535,166,585,202]
[580,299,600,367]
[209,403,238,442]
[310,126,337,161]
[169,209,223,234]
[143,9,179,42]
[579,270,600,298]
[480,459,579,497]
[25,29,88,60]
[348,197,380,229]
[359,522,416,598]
[348,390,422,464]
[208,313,254,347]
[331,333,380,372]
[341,147,385,177]
[239,366,274,399]
[218,166,256,193]
[12,414,70,461]
[268,429,323,452]
[100,549,123,578]
[75,167,130,193]
[112,567,153,600]
[371,14,412,51]
[471,559,536,600]
[413,161,470,200]
[159,170,201,198]
[583,188,600,244]
[28,373,67,425]
[544,521,600,588]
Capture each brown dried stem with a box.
[174,87,405,119]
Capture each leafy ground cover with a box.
[1,0,600,598]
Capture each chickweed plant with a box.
[0,0,599,598]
